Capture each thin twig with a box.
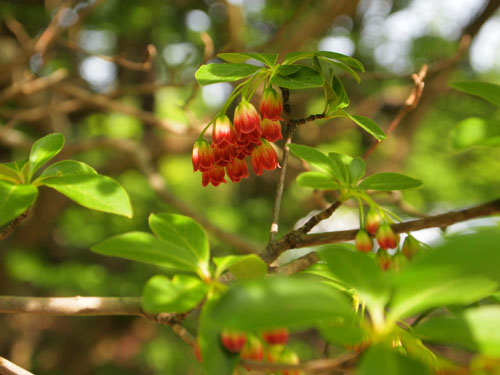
[269,198,500,267]
[0,356,34,375]
[363,64,428,160]
[268,88,295,243]
[0,209,30,240]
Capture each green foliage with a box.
[217,52,278,67]
[27,133,65,181]
[342,112,386,141]
[358,173,422,191]
[213,254,267,280]
[0,181,37,226]
[195,63,263,85]
[451,117,500,149]
[450,81,500,107]
[270,65,324,89]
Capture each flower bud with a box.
[375,222,397,249]
[202,166,227,187]
[261,118,283,142]
[262,328,289,345]
[192,139,214,172]
[212,115,236,149]
[376,250,391,271]
[365,208,381,235]
[234,100,261,137]
[402,235,420,260]
[220,330,246,353]
[391,251,408,272]
[226,158,249,183]
[355,229,373,253]
[250,140,280,176]
[259,87,283,121]
[241,335,264,362]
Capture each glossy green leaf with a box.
[328,74,350,111]
[213,254,267,280]
[0,164,22,184]
[344,112,386,141]
[276,64,301,76]
[414,306,500,356]
[450,81,500,107]
[296,171,342,190]
[199,294,239,375]
[319,58,361,83]
[148,213,210,274]
[319,316,369,346]
[39,160,97,178]
[270,65,324,89]
[27,133,65,181]
[320,244,390,308]
[91,232,199,272]
[211,276,353,331]
[217,52,277,67]
[41,174,132,218]
[451,117,500,149]
[358,343,431,375]
[288,144,334,176]
[142,274,208,313]
[358,173,422,191]
[328,152,349,183]
[316,51,365,72]
[282,51,314,65]
[389,230,500,321]
[195,63,262,85]
[0,181,38,227]
[349,157,366,182]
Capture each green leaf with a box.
[349,157,366,182]
[451,117,500,149]
[450,81,500,107]
[39,160,97,178]
[388,230,500,321]
[0,181,38,227]
[358,343,431,375]
[358,173,422,191]
[414,306,500,356]
[328,152,349,183]
[0,164,22,184]
[328,74,350,111]
[27,133,65,181]
[319,316,369,346]
[91,232,199,272]
[217,52,278,67]
[282,51,314,65]
[211,276,353,331]
[213,254,267,280]
[270,65,324,89]
[344,112,386,141]
[319,58,361,83]
[142,274,209,313]
[320,244,390,308]
[148,213,210,274]
[199,293,239,375]
[41,174,132,218]
[276,64,301,76]
[316,51,365,72]
[288,144,334,176]
[195,63,262,85]
[296,171,342,190]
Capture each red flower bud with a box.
[220,330,247,353]
[376,250,391,271]
[262,328,289,345]
[202,166,227,187]
[226,158,249,183]
[402,235,420,260]
[213,144,238,167]
[234,100,261,138]
[355,229,373,252]
[250,140,280,176]
[259,87,283,121]
[241,335,264,362]
[261,118,283,142]
[375,222,397,249]
[192,139,214,172]
[212,115,236,149]
[365,208,381,235]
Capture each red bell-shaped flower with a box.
[375,222,397,249]
[259,87,283,121]
[226,158,249,182]
[261,118,283,142]
[365,208,381,235]
[250,140,280,176]
[213,144,238,167]
[212,115,236,149]
[234,100,261,138]
[202,166,227,187]
[192,139,214,172]
[355,229,373,252]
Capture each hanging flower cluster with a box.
[192,86,283,187]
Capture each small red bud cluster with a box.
[220,329,247,353]
[355,208,399,254]
[192,87,284,187]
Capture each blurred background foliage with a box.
[0,0,499,373]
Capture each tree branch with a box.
[0,356,34,375]
[268,198,500,266]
